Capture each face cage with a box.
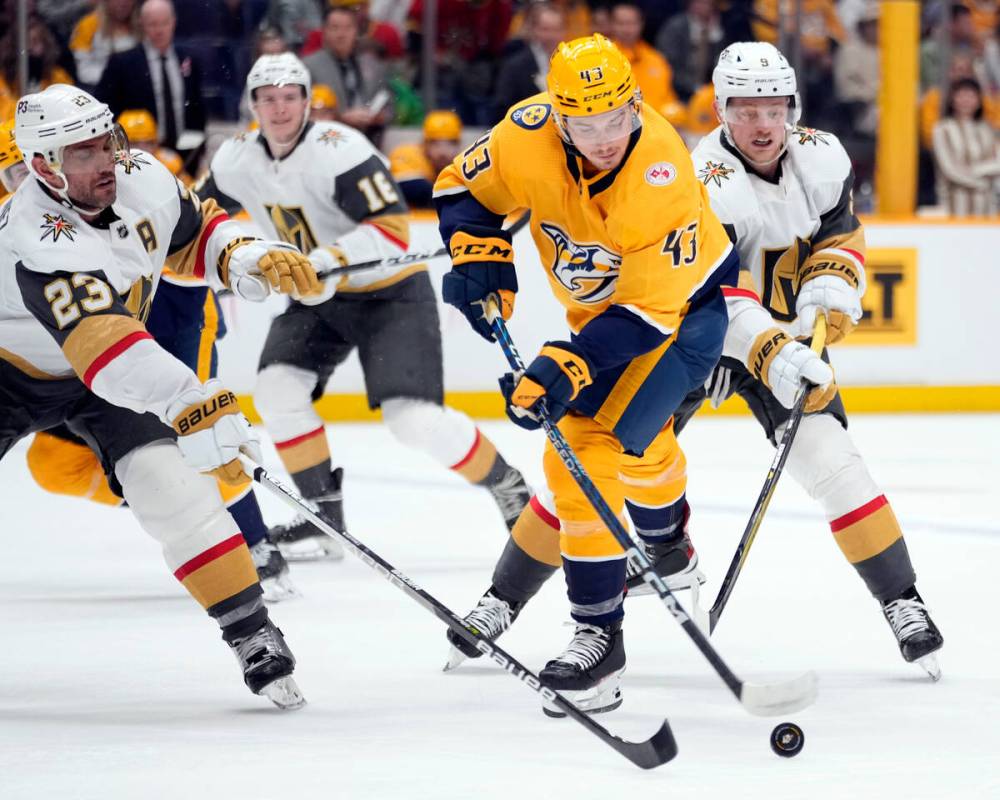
[719,95,799,168]
[554,92,643,153]
[28,123,130,212]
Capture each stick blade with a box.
[613,719,679,769]
[739,670,818,716]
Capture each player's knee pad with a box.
[26,431,122,506]
[783,414,880,515]
[116,442,240,571]
[381,396,476,467]
[254,363,322,441]
[620,424,687,508]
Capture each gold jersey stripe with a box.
[62,315,149,379]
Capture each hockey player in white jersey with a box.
[0,85,322,707]
[196,54,531,560]
[677,42,943,677]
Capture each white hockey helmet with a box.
[15,84,125,210]
[246,53,311,99]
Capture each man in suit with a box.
[96,0,205,153]
[491,3,566,123]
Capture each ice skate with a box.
[270,468,346,562]
[229,619,305,710]
[539,621,625,718]
[486,463,531,532]
[444,588,524,671]
[250,539,299,602]
[624,512,705,597]
[882,587,944,680]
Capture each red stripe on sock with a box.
[830,494,888,533]
[82,331,153,388]
[173,533,245,581]
[449,429,482,470]
[530,495,561,530]
[274,426,325,450]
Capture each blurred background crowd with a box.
[2,0,1000,216]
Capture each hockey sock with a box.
[625,494,688,544]
[492,495,562,603]
[272,426,334,499]
[830,495,916,602]
[217,479,269,549]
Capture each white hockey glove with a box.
[748,328,837,412]
[791,274,862,344]
[167,379,262,485]
[226,240,322,302]
[298,246,347,307]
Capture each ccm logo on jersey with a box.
[511,103,552,130]
[540,221,621,304]
[645,162,677,186]
[751,330,790,381]
[174,390,238,435]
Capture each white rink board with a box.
[216,220,1000,395]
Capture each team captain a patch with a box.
[511,103,551,130]
[645,162,676,186]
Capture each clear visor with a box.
[564,104,641,145]
[723,101,792,128]
[57,125,129,177]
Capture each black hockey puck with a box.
[770,722,804,757]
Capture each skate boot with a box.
[625,508,705,597]
[250,539,299,603]
[229,619,305,709]
[443,587,524,671]
[539,620,625,718]
[270,468,346,562]
[486,463,531,532]
[882,587,944,680]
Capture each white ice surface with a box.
[1,415,998,799]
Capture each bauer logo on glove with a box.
[173,389,239,435]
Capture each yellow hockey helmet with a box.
[118,109,158,143]
[547,34,640,117]
[422,110,462,141]
[0,119,23,170]
[311,84,338,111]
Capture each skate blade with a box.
[261,574,301,604]
[542,669,624,718]
[277,536,345,563]
[916,653,942,682]
[443,645,468,672]
[260,675,306,710]
[627,567,706,597]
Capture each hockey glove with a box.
[500,341,594,430]
[791,274,863,344]
[226,240,322,301]
[441,226,517,341]
[749,328,837,412]
[167,379,262,485]
[298,246,347,307]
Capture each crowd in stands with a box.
[2,0,1000,215]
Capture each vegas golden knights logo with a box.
[264,204,318,254]
[760,238,811,321]
[124,275,154,322]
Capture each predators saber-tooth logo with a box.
[540,222,620,305]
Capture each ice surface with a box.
[2,415,998,799]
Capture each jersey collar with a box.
[720,131,785,185]
[562,126,642,199]
[257,120,315,162]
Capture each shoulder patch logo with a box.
[115,150,151,174]
[318,129,346,147]
[540,221,621,305]
[233,131,248,143]
[794,126,830,146]
[698,160,735,187]
[40,213,76,243]
[510,103,551,130]
[645,162,676,186]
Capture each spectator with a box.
[508,0,593,42]
[920,53,1000,148]
[310,83,338,120]
[931,77,1000,215]
[591,4,613,38]
[118,107,191,182]
[834,2,879,136]
[35,0,94,40]
[254,26,289,59]
[0,15,75,122]
[388,109,462,207]
[303,5,392,142]
[265,0,322,51]
[610,3,684,123]
[302,0,404,60]
[982,20,1000,93]
[70,0,141,90]
[96,0,206,153]
[492,2,566,122]
[654,0,725,102]
[921,4,983,92]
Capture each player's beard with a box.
[69,170,117,213]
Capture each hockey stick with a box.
[240,456,678,770]
[693,315,828,636]
[315,211,533,280]
[486,301,817,717]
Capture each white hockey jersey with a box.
[691,125,867,327]
[0,152,249,421]
[199,122,415,292]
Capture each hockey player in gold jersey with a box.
[389,110,463,207]
[435,34,743,714]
